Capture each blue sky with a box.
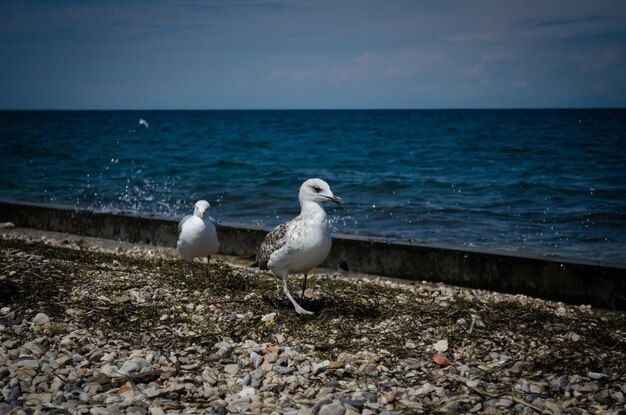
[1,0,625,109]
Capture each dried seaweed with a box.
[2,236,625,386]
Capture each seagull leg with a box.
[281,272,313,315]
[300,273,308,300]
[206,256,211,265]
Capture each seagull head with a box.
[193,200,211,218]
[299,178,344,207]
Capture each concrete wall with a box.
[1,201,624,310]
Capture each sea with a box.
[1,109,625,267]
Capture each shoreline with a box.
[1,200,625,312]
[1,229,625,414]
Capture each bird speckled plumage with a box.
[252,178,343,315]
[251,221,291,270]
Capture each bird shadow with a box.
[261,294,383,319]
[0,280,20,307]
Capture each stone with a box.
[127,407,148,415]
[100,353,115,363]
[250,352,263,369]
[90,408,113,415]
[149,408,165,415]
[82,382,102,394]
[413,383,437,397]
[239,387,256,398]
[224,364,239,374]
[217,343,233,359]
[361,364,379,376]
[50,376,65,393]
[16,358,40,370]
[327,361,344,369]
[119,360,141,375]
[143,387,162,398]
[529,383,545,394]
[594,389,611,405]
[3,339,19,348]
[466,379,480,389]
[543,400,562,413]
[319,402,346,415]
[433,339,448,352]
[33,313,50,325]
[265,352,279,364]
[311,398,333,414]
[304,387,317,399]
[203,387,221,399]
[339,399,364,410]
[23,341,45,356]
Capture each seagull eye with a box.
[311,185,322,193]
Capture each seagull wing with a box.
[251,220,291,269]
[178,214,192,234]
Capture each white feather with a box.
[177,200,219,260]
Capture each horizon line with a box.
[1,107,625,111]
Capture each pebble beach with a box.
[1,228,625,414]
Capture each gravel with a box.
[1,230,625,414]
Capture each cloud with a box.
[535,16,608,28]
[170,1,331,13]
[1,0,626,108]
[573,48,624,75]
[265,47,460,95]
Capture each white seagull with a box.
[177,200,219,263]
[252,178,344,315]
[139,118,149,128]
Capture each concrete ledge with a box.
[1,200,624,310]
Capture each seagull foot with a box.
[295,306,314,315]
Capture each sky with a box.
[1,0,625,109]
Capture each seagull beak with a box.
[327,195,344,206]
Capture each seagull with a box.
[177,200,219,263]
[252,178,344,315]
[139,118,149,128]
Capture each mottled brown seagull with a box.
[252,178,344,315]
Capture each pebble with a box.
[433,339,449,352]
[224,364,239,374]
[149,408,165,415]
[319,401,346,415]
[118,360,141,375]
[265,352,279,364]
[277,366,295,375]
[32,313,50,325]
